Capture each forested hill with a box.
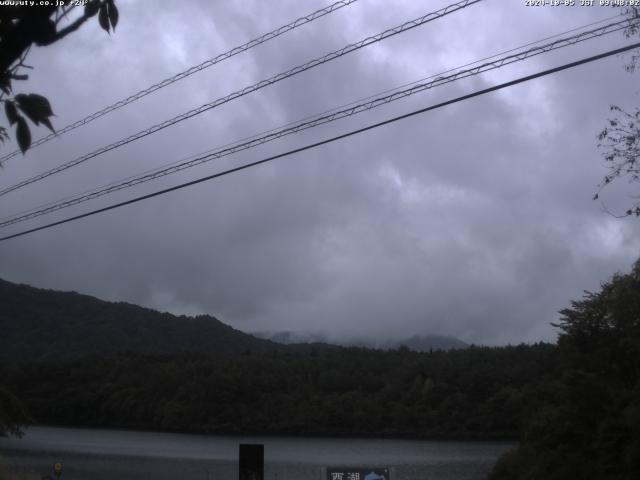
[0,278,279,360]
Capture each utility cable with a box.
[0,16,633,229]
[1,41,637,243]
[0,0,360,165]
[0,0,482,198]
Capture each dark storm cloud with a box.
[1,0,639,345]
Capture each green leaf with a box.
[15,117,31,154]
[99,3,110,33]
[29,94,53,117]
[15,93,54,126]
[40,117,55,134]
[4,101,19,125]
[107,0,119,30]
[84,0,100,17]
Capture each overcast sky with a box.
[1,0,639,344]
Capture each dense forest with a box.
[1,344,555,439]
[1,260,639,479]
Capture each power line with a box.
[1,41,637,243]
[0,0,482,198]
[1,16,631,227]
[0,16,633,229]
[0,0,360,165]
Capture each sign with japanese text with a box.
[326,467,390,480]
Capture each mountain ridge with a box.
[252,330,468,351]
[0,278,467,361]
[0,278,279,360]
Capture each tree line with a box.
[1,343,556,440]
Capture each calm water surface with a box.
[0,426,514,480]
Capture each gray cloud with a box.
[1,0,639,345]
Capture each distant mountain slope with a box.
[0,278,278,361]
[252,330,468,351]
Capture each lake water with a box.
[0,426,514,480]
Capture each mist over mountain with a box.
[252,330,468,351]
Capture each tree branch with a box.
[38,10,93,46]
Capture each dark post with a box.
[239,444,264,480]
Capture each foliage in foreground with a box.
[490,260,640,480]
[0,1,118,153]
